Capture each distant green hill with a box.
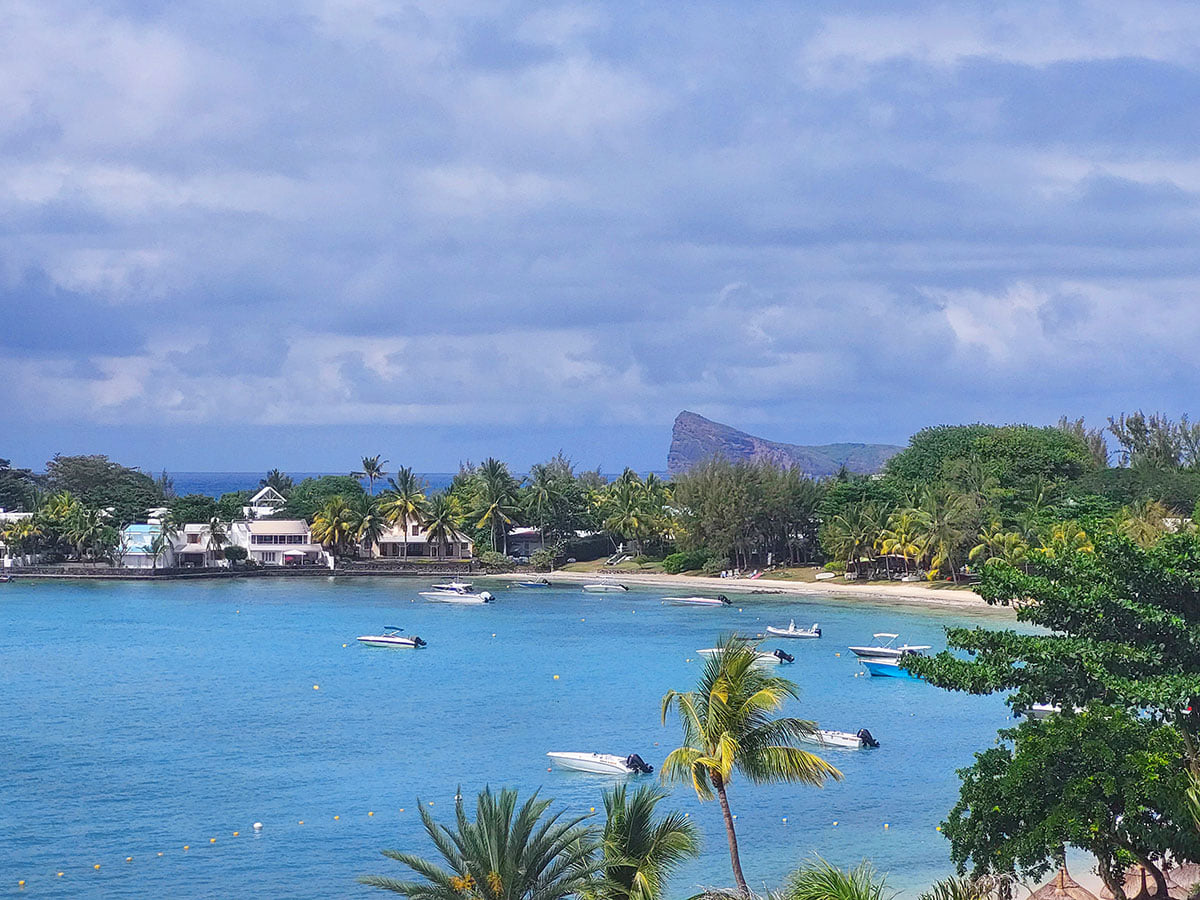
[667,410,901,478]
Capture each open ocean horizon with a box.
[168,472,459,498]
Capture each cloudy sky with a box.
[4,0,1199,472]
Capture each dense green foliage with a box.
[44,454,163,526]
[908,534,1200,897]
[782,858,892,900]
[168,493,220,524]
[0,458,38,511]
[278,475,365,520]
[662,549,710,574]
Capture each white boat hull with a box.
[799,729,871,749]
[583,584,628,593]
[546,752,636,775]
[420,591,493,604]
[696,648,792,666]
[767,622,820,638]
[357,635,425,648]
[662,596,729,606]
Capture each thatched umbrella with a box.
[1098,866,1156,900]
[1165,864,1200,900]
[1030,868,1100,900]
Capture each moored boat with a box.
[662,595,730,606]
[696,647,794,666]
[431,581,473,592]
[420,590,495,604]
[798,728,880,749]
[860,657,923,679]
[848,633,931,660]
[515,578,551,588]
[357,627,427,649]
[546,751,654,775]
[766,620,820,638]
[583,582,628,593]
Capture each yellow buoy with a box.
[590,807,595,813]
[429,801,434,806]
[157,852,163,857]
[833,821,838,826]
[936,826,942,832]
[232,832,239,837]
[127,856,133,861]
[342,643,347,647]
[782,817,788,824]
[209,838,216,844]
[884,823,890,829]
[94,864,101,870]
[57,872,64,877]
[334,816,339,820]
[18,880,25,887]
[313,685,319,690]
[400,808,405,812]
[298,821,304,825]
[368,811,374,817]
[553,674,559,680]
[183,845,189,850]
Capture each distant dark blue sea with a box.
[169,472,457,498]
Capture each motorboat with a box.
[661,595,731,606]
[546,752,654,775]
[420,590,495,604]
[767,620,821,638]
[798,728,880,749]
[696,647,795,666]
[848,633,931,661]
[0,574,11,583]
[860,657,923,679]
[1021,703,1061,720]
[515,578,551,588]
[357,627,427,649]
[431,581,473,592]
[583,582,629,593]
[814,572,837,581]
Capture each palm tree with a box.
[424,494,464,559]
[914,487,970,583]
[358,455,388,496]
[1117,499,1171,548]
[147,531,170,572]
[783,858,892,900]
[474,458,520,554]
[380,467,428,560]
[878,507,927,574]
[206,517,229,555]
[918,875,1013,900]
[603,479,652,556]
[524,463,558,549]
[968,522,1030,569]
[351,495,387,558]
[593,784,699,900]
[660,634,843,896]
[311,496,356,557]
[359,786,597,899]
[260,469,294,494]
[1036,520,1094,559]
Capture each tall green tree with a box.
[360,787,597,899]
[424,494,465,558]
[782,858,892,900]
[311,496,356,557]
[260,469,294,494]
[660,634,842,896]
[380,467,428,559]
[351,494,387,557]
[474,458,520,554]
[358,455,388,495]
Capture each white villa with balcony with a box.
[373,521,473,560]
[229,519,325,566]
[173,523,229,568]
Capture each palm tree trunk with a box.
[712,773,750,896]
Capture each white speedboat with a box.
[546,751,653,775]
[848,633,931,661]
[583,583,628,593]
[696,647,795,666]
[357,627,427,649]
[515,578,551,588]
[767,620,821,638]
[799,728,879,749]
[431,581,473,592]
[661,595,731,606]
[420,590,495,604]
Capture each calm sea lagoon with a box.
[1,578,1019,898]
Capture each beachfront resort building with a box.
[372,521,473,560]
[173,523,229,568]
[241,486,287,519]
[229,519,326,566]
[120,523,177,569]
[0,509,34,567]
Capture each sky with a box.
[3,1,1200,473]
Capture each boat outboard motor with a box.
[718,594,730,605]
[773,649,795,664]
[480,591,494,602]
[625,754,654,774]
[812,624,822,637]
[414,636,427,647]
[856,728,880,748]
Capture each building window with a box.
[411,525,420,536]
[188,534,200,544]
[261,552,277,562]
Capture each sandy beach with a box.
[503,570,1013,615]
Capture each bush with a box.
[477,550,512,570]
[224,546,248,565]
[530,547,559,572]
[822,560,846,574]
[663,550,711,574]
[700,557,727,576]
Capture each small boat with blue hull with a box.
[860,657,923,679]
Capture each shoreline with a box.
[501,570,1012,615]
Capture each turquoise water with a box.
[0,579,1017,898]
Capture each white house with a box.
[229,519,325,566]
[121,523,177,569]
[242,486,287,519]
[172,523,229,568]
[372,521,473,560]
